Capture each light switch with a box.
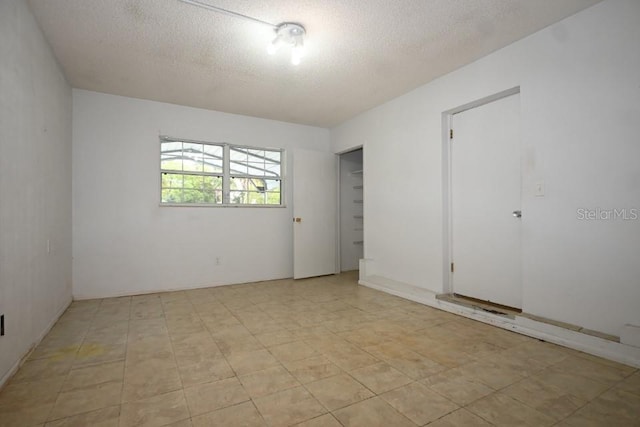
[534,181,545,197]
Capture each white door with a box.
[293,149,338,279]
[451,93,522,308]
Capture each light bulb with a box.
[291,45,304,65]
[267,36,283,55]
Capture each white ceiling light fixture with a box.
[267,23,305,66]
[178,0,306,66]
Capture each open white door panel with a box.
[293,149,338,279]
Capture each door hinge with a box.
[450,262,454,273]
[449,129,453,140]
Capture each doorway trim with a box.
[441,86,520,295]
[336,145,364,274]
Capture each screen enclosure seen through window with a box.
[160,137,284,206]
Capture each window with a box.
[160,140,224,204]
[230,146,282,205]
[160,137,284,206]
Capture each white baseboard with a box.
[72,275,294,300]
[359,275,640,368]
[0,297,73,390]
[621,324,640,348]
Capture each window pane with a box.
[229,177,247,191]
[202,175,222,190]
[266,191,281,205]
[264,179,281,205]
[247,161,266,176]
[161,173,183,188]
[182,143,204,172]
[161,141,183,171]
[230,191,268,204]
[203,145,223,173]
[265,151,281,162]
[183,189,205,203]
[230,164,248,175]
[230,177,261,191]
[230,147,247,174]
[265,161,280,176]
[229,190,279,205]
[230,148,248,174]
[246,191,267,204]
[203,189,222,203]
[229,190,246,204]
[183,174,204,189]
[264,179,280,191]
[230,147,248,161]
[162,188,183,203]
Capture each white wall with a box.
[73,90,330,299]
[340,149,363,271]
[0,0,72,385]
[332,0,640,338]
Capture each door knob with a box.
[512,210,522,218]
[293,217,302,223]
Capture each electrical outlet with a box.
[1,314,4,336]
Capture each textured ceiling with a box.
[27,0,601,127]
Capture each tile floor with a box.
[0,272,638,426]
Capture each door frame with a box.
[441,86,520,295]
[336,145,364,274]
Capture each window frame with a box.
[159,136,286,208]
